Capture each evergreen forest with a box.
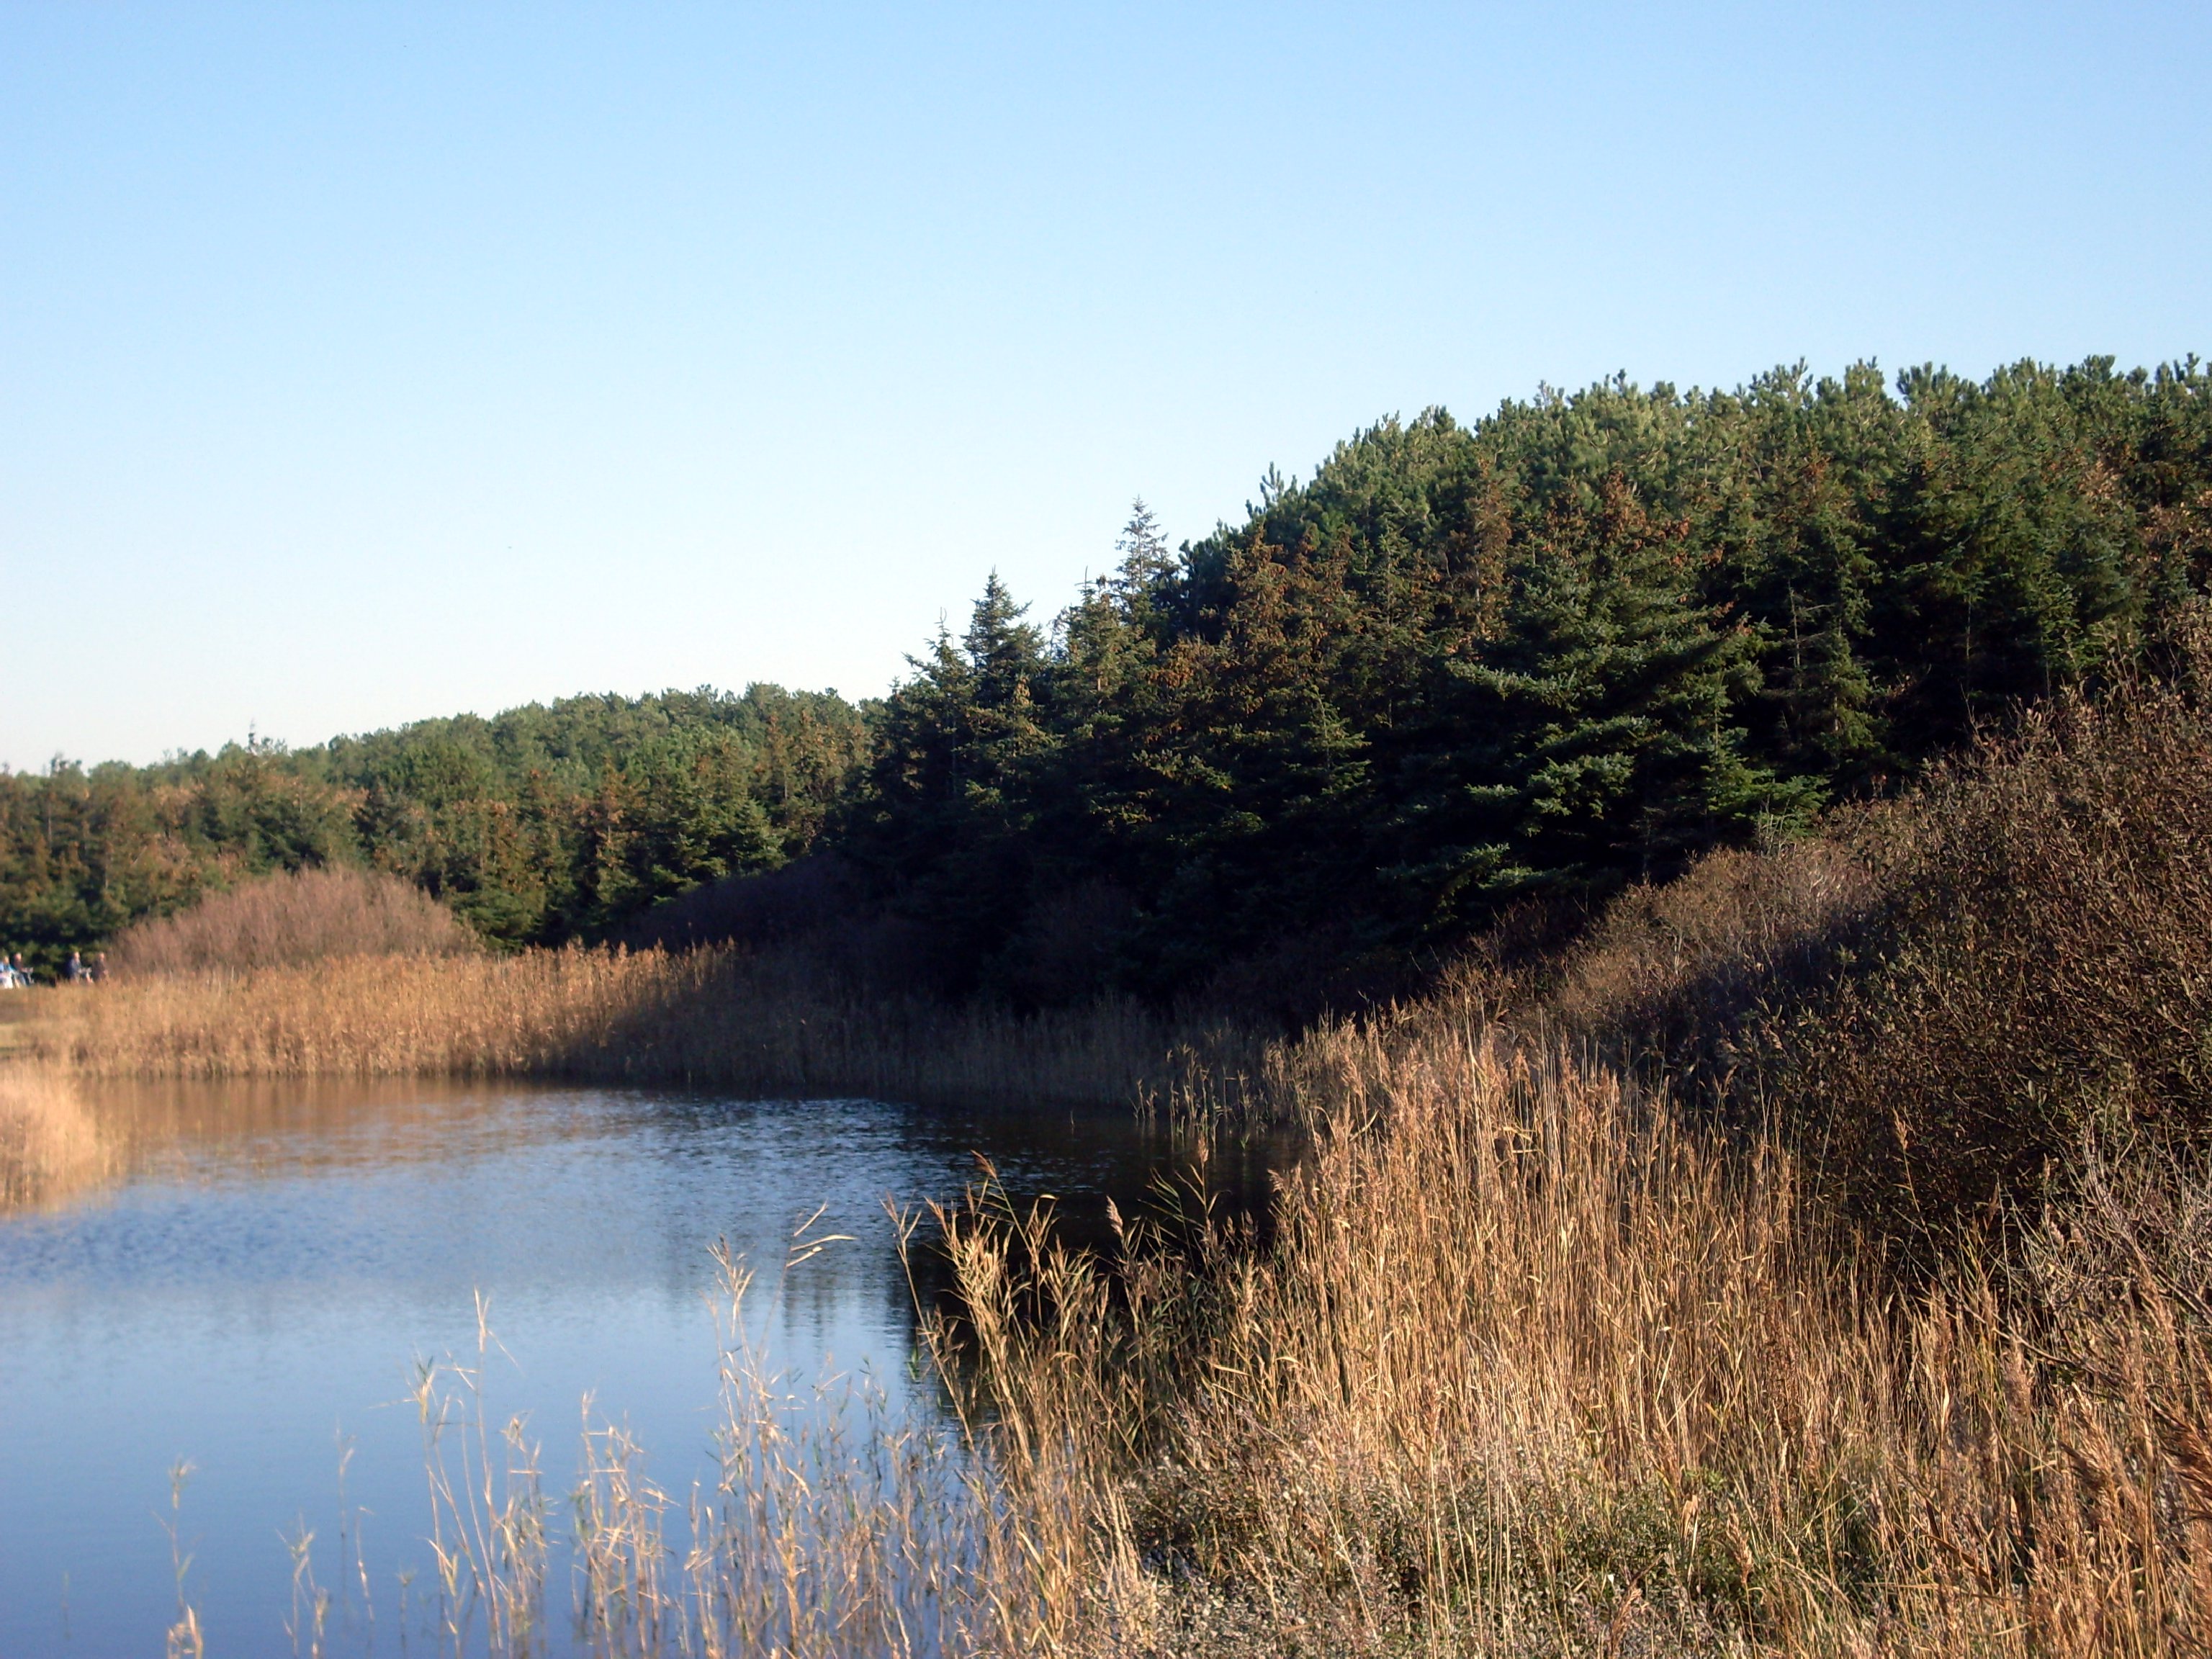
[9,354,2211,999]
[0,686,867,960]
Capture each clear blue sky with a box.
[4,2,2206,769]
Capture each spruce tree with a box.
[1387,475,1806,934]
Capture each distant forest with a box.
[8,355,2211,996]
[0,687,868,959]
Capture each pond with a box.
[0,1079,1280,1656]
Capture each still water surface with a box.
[0,1079,1275,1656]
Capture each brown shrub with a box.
[1527,647,2212,1238]
[1547,830,1880,1081]
[108,866,479,975]
[1776,673,2212,1231]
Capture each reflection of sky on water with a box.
[0,1080,1281,1657]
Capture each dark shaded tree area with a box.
[847,356,2212,1011]
[0,685,867,968]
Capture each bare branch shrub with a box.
[1769,667,2212,1232]
[1517,635,2212,1238]
[109,866,480,976]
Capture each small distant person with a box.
[12,952,32,986]
[66,949,85,983]
[92,951,108,984]
[0,958,15,990]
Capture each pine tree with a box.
[1387,475,1807,935]
[849,577,1057,986]
[1113,498,1176,599]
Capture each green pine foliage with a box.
[851,355,2212,1006]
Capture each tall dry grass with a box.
[13,943,1262,1110]
[377,1218,1040,1659]
[110,864,480,976]
[920,1006,2212,1656]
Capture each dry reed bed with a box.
[13,945,1260,1110]
[18,948,655,1076]
[926,1008,2212,1656]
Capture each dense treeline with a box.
[851,356,2212,1007]
[10,354,2208,993]
[0,685,866,967]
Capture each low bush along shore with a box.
[11,665,2212,1655]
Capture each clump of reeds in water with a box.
[390,1213,1043,1659]
[657,1228,1007,1659]
[0,1063,113,1211]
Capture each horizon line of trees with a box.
[8,353,2209,1003]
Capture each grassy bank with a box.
[927,1009,2212,1655]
